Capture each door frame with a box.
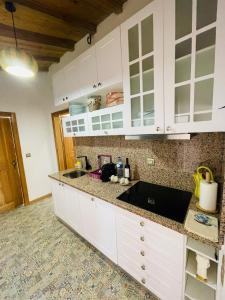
[52,109,76,171]
[0,111,29,206]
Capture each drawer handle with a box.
[140,221,144,227]
[140,250,145,256]
[140,236,145,242]
[141,265,146,270]
[141,278,146,284]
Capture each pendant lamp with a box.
[0,1,38,78]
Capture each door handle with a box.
[12,160,17,168]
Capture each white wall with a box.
[0,71,58,201]
[49,0,152,75]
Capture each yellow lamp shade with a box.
[0,48,38,78]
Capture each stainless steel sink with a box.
[63,170,86,179]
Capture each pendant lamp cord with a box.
[11,10,18,49]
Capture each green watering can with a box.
[193,166,214,199]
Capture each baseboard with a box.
[0,202,15,213]
[30,193,52,205]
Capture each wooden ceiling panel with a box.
[0,0,127,72]
[0,2,82,40]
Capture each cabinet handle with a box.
[221,254,225,286]
[63,98,65,101]
[166,126,171,132]
[140,250,145,256]
[73,133,76,136]
[141,265,146,270]
[66,96,68,100]
[91,197,95,201]
[98,82,102,87]
[218,106,225,109]
[140,221,144,227]
[59,183,61,186]
[141,278,146,284]
[140,236,145,242]
[104,131,108,135]
[156,126,160,132]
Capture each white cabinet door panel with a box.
[94,198,117,263]
[95,27,122,88]
[52,69,68,105]
[121,0,164,134]
[164,0,225,133]
[78,47,98,97]
[64,60,81,101]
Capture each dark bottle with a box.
[124,158,131,180]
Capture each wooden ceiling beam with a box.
[0,23,76,49]
[34,55,60,62]
[13,0,96,34]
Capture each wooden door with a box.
[0,116,23,212]
[52,110,76,171]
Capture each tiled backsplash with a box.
[76,132,225,244]
[76,133,225,191]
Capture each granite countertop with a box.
[49,168,220,249]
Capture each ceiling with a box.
[0,0,127,72]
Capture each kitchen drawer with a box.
[117,227,147,250]
[145,220,184,250]
[148,271,183,300]
[116,208,147,234]
[118,252,150,288]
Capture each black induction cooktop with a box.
[117,181,192,223]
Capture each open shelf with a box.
[186,238,218,263]
[186,250,217,290]
[185,275,216,300]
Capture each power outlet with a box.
[147,158,155,166]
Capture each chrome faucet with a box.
[77,156,92,171]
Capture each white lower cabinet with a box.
[116,207,185,300]
[51,179,117,263]
[51,179,185,298]
[51,180,82,233]
[79,192,117,263]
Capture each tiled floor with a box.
[0,198,157,300]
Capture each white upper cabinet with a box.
[77,47,98,97]
[89,104,125,136]
[121,0,164,135]
[52,69,69,105]
[64,59,81,101]
[52,27,123,106]
[70,113,89,137]
[52,61,81,105]
[164,0,225,133]
[95,27,122,89]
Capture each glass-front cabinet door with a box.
[89,104,125,136]
[62,116,72,137]
[164,0,225,133]
[121,0,164,134]
[70,113,89,137]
